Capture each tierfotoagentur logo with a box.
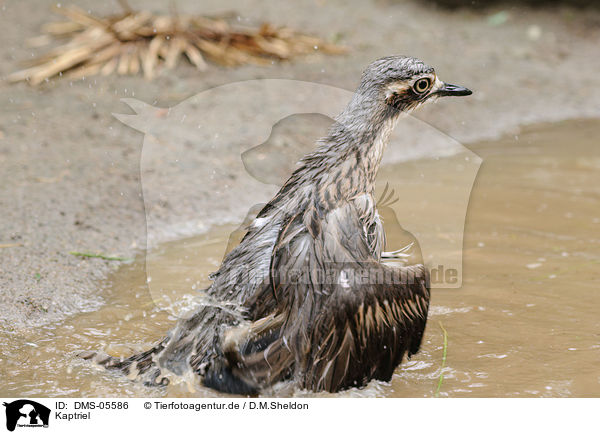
[2,400,50,432]
[114,79,481,317]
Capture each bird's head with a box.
[357,55,472,116]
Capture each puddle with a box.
[1,119,599,397]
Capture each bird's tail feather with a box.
[79,338,170,387]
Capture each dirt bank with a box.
[1,0,599,330]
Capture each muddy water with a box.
[1,119,599,397]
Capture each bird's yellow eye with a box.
[413,78,431,94]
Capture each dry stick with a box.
[142,35,163,79]
[183,41,207,70]
[65,62,102,80]
[129,48,141,74]
[117,0,134,15]
[42,21,84,36]
[53,4,109,28]
[435,321,448,397]
[164,37,184,69]
[66,43,123,79]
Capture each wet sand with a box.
[1,119,598,397]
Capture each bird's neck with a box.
[319,100,400,194]
[356,115,399,185]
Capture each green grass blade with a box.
[69,251,132,262]
[435,321,448,397]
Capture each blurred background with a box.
[1,0,599,397]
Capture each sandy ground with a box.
[1,0,600,330]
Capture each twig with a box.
[434,321,448,397]
[117,0,133,15]
[69,251,132,261]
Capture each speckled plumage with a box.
[85,55,471,394]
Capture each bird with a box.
[83,55,472,395]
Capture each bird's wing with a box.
[213,201,430,393]
[300,202,430,391]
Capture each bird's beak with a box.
[435,82,472,97]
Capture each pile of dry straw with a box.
[8,3,346,85]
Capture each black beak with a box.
[435,82,472,97]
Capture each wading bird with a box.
[84,55,471,394]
